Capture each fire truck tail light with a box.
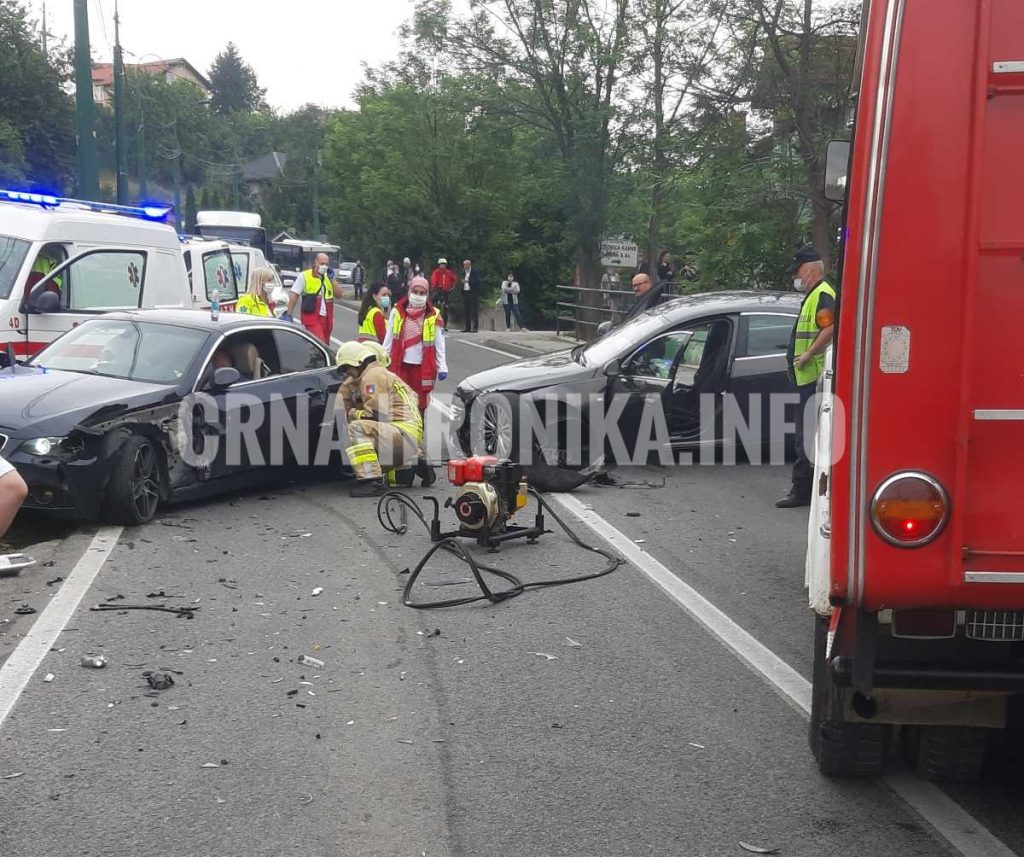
[871,472,949,547]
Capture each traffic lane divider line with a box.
[0,527,122,730]
[548,492,1016,857]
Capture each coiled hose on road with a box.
[376,490,624,609]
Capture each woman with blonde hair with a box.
[235,266,276,317]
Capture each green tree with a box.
[184,184,197,231]
[0,0,75,189]
[208,42,267,115]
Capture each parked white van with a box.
[0,190,194,362]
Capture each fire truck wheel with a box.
[905,725,988,782]
[810,615,887,777]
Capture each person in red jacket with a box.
[429,257,457,327]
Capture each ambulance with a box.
[0,190,195,361]
[805,0,1024,780]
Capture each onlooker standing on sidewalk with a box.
[429,258,457,327]
[352,259,365,299]
[0,455,27,541]
[461,259,481,332]
[657,251,675,286]
[387,262,407,304]
[500,269,525,331]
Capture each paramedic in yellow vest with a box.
[284,252,334,344]
[335,341,423,498]
[778,246,836,508]
[382,277,448,414]
[234,267,275,317]
[357,281,391,343]
[26,249,64,296]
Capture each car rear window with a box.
[0,235,31,299]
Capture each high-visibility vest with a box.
[357,306,384,342]
[235,293,272,316]
[793,280,836,386]
[301,269,334,301]
[389,306,441,390]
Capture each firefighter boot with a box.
[350,478,388,498]
[416,457,436,487]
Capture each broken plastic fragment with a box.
[297,654,325,669]
[201,762,221,768]
[738,843,778,855]
[527,652,558,661]
[311,587,324,597]
[564,637,582,648]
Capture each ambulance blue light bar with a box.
[0,188,174,221]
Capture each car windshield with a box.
[0,234,31,299]
[581,308,678,366]
[28,319,208,384]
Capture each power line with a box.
[93,0,112,51]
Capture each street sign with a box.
[600,240,639,269]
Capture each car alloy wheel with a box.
[131,442,160,522]
[481,400,513,459]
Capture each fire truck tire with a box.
[810,615,887,777]
[907,726,988,782]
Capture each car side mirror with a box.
[596,321,612,338]
[211,367,242,388]
[25,288,60,315]
[603,358,621,378]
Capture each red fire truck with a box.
[805,0,1024,780]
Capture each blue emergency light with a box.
[0,188,174,221]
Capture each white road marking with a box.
[0,527,122,729]
[333,303,523,359]
[550,492,1016,857]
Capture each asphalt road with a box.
[0,306,1021,857]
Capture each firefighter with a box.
[284,252,334,344]
[777,246,836,508]
[334,341,423,498]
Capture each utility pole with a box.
[41,3,54,52]
[73,0,99,199]
[113,1,128,204]
[137,109,147,200]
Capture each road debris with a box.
[143,671,175,690]
[14,604,36,615]
[297,654,325,669]
[311,587,324,597]
[91,602,198,618]
[299,793,313,804]
[564,637,582,648]
[80,655,107,669]
[45,576,64,587]
[201,762,221,768]
[43,673,54,683]
[739,842,779,854]
[527,652,558,661]
[3,772,25,779]
[687,742,705,749]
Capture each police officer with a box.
[334,341,423,497]
[777,246,836,508]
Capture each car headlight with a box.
[19,436,83,457]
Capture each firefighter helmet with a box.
[335,341,372,368]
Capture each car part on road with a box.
[376,458,623,609]
[90,601,198,618]
[0,553,36,577]
[144,670,175,690]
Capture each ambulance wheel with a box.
[810,615,887,777]
[105,434,162,525]
[905,725,988,782]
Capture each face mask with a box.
[379,295,391,311]
[793,278,806,292]
[318,265,328,276]
[409,293,427,308]
[262,283,275,295]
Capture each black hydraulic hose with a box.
[377,489,624,609]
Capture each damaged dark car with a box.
[0,310,343,524]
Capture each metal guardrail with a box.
[554,283,635,341]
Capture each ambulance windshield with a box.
[0,235,31,299]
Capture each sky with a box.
[24,0,435,112]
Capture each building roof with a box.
[241,152,288,182]
[91,58,212,91]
